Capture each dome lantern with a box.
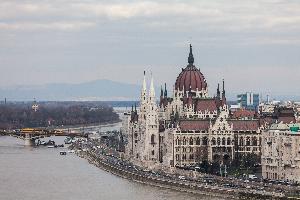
[188,44,194,65]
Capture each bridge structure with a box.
[18,128,87,146]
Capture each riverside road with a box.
[71,137,300,199]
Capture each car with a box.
[248,174,258,180]
[178,176,186,180]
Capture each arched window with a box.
[202,137,208,145]
[190,147,194,153]
[151,150,155,155]
[253,137,258,146]
[151,134,155,144]
[189,137,193,145]
[183,137,187,145]
[222,137,226,145]
[217,137,221,146]
[227,137,231,145]
[212,137,216,145]
[176,154,180,161]
[175,137,179,145]
[239,137,244,146]
[246,137,251,146]
[189,154,194,160]
[196,137,201,145]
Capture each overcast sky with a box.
[0,0,300,99]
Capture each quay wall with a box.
[78,151,285,200]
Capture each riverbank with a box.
[75,148,286,200]
[79,151,236,199]
[55,120,121,130]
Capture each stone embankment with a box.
[77,150,286,200]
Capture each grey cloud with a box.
[0,0,299,99]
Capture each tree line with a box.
[0,104,120,129]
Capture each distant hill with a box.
[0,79,147,101]
[1,79,299,102]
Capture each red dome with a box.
[175,65,207,92]
[175,44,207,92]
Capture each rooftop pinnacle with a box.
[188,44,194,65]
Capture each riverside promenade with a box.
[71,139,288,200]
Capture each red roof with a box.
[228,120,260,131]
[260,116,274,126]
[278,116,296,124]
[232,109,255,119]
[179,120,210,131]
[195,99,217,113]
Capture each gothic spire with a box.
[142,70,146,93]
[149,73,156,102]
[217,83,220,98]
[222,79,226,105]
[164,83,167,98]
[188,44,194,65]
[141,70,147,103]
[222,79,225,96]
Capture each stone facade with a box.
[262,123,300,182]
[123,45,291,169]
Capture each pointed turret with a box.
[164,83,168,98]
[217,83,220,98]
[222,79,225,97]
[222,79,226,105]
[160,85,164,105]
[216,83,222,109]
[130,105,134,122]
[141,71,147,102]
[149,73,156,103]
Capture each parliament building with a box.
[122,45,293,170]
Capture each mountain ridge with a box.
[0,79,145,101]
[1,79,299,102]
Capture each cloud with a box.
[0,0,299,98]
[0,0,300,35]
[0,21,96,31]
[71,2,214,19]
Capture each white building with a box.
[123,45,292,170]
[262,123,300,182]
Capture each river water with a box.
[0,122,225,200]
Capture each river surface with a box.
[0,122,225,200]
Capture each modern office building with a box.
[237,92,259,111]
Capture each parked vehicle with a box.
[249,174,258,180]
